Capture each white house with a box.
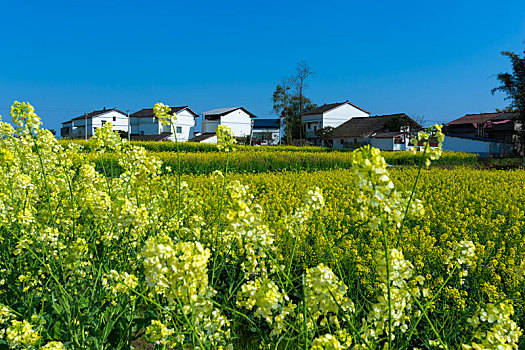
[201,107,256,138]
[302,101,370,144]
[129,106,198,142]
[252,119,281,145]
[61,108,128,139]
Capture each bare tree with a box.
[292,61,314,140]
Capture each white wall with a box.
[201,135,218,143]
[333,137,366,149]
[370,138,394,150]
[442,136,509,156]
[129,109,196,142]
[221,109,252,137]
[323,104,369,128]
[91,111,129,135]
[168,110,195,142]
[302,103,369,140]
[202,109,253,137]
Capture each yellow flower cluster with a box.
[153,102,176,126]
[142,237,211,304]
[363,248,420,342]
[410,124,445,168]
[351,145,423,229]
[466,301,522,349]
[237,277,295,336]
[90,121,124,152]
[145,319,174,346]
[10,101,42,133]
[310,331,352,350]
[305,264,355,327]
[216,125,237,152]
[102,270,138,296]
[142,236,231,346]
[5,320,40,348]
[444,240,476,284]
[41,341,66,349]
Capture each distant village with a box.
[60,101,521,157]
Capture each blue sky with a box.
[1,0,524,132]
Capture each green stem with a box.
[211,151,230,284]
[380,215,393,347]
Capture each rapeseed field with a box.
[0,102,523,349]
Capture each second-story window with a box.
[176,126,182,133]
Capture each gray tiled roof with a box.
[69,108,126,122]
[328,113,420,139]
[189,133,216,142]
[203,107,257,118]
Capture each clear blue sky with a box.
[1,0,524,132]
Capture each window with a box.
[113,117,116,122]
[101,121,107,126]
[313,125,317,132]
[176,126,182,133]
[140,131,145,136]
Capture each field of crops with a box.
[0,103,524,349]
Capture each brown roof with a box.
[328,113,421,139]
[130,106,199,118]
[130,132,172,141]
[490,112,520,121]
[447,112,501,126]
[70,108,126,122]
[303,101,369,116]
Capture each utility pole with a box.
[84,113,88,140]
[127,110,130,141]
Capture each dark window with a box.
[313,125,317,131]
[176,126,182,133]
[113,117,116,122]
[101,121,107,126]
[141,131,145,136]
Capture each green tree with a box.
[273,85,317,143]
[492,50,525,154]
[273,62,316,144]
[314,126,334,147]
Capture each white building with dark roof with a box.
[130,106,197,142]
[61,108,128,139]
[201,107,256,138]
[302,101,370,144]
